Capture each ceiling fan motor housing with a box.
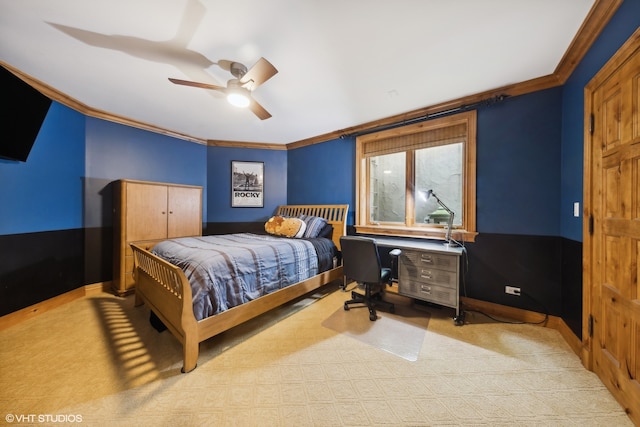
[230,62,248,79]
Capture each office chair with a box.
[340,235,400,321]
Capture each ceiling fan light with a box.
[227,90,250,108]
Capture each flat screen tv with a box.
[1,66,52,162]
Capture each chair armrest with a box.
[388,248,402,284]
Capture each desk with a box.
[375,237,465,325]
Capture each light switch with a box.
[573,202,580,217]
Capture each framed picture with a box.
[231,161,264,207]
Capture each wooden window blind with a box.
[362,123,467,157]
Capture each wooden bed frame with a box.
[130,204,349,373]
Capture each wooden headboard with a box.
[275,204,349,250]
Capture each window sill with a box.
[354,225,478,243]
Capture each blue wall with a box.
[84,117,208,228]
[560,0,640,241]
[477,88,562,235]
[0,103,84,235]
[287,137,355,223]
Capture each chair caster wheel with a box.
[369,311,377,321]
[344,303,350,311]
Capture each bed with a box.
[130,204,348,373]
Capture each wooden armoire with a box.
[113,179,203,296]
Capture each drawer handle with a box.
[420,273,432,280]
[420,285,432,294]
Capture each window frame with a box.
[355,110,477,242]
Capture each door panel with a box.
[167,186,202,238]
[586,30,640,425]
[126,182,168,241]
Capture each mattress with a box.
[152,233,337,320]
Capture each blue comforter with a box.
[152,233,336,321]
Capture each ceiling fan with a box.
[169,57,278,120]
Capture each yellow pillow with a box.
[264,216,306,238]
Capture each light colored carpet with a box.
[321,292,430,361]
[0,282,633,426]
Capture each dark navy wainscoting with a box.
[0,230,84,316]
[561,238,583,339]
[463,234,562,315]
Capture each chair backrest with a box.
[340,236,383,285]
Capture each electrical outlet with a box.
[505,285,521,296]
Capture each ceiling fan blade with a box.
[240,57,278,90]
[168,77,225,91]
[249,98,272,120]
[215,59,234,72]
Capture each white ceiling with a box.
[0,0,596,145]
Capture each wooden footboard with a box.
[130,244,199,372]
[130,204,349,373]
[195,264,343,342]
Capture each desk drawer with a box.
[398,281,457,307]
[399,262,457,289]
[401,250,458,272]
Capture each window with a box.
[355,110,477,242]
